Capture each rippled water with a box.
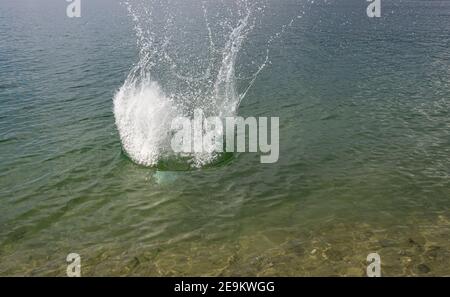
[0,0,449,276]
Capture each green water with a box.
[0,0,449,276]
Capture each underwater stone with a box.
[416,263,431,274]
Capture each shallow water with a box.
[0,0,449,276]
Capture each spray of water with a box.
[114,0,297,169]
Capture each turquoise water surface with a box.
[0,0,449,276]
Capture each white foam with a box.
[114,80,176,166]
[114,0,297,168]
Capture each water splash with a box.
[114,0,294,169]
